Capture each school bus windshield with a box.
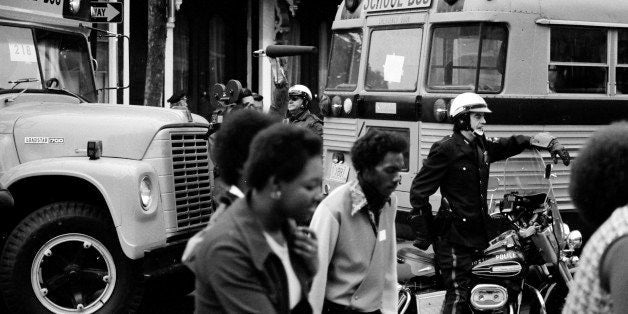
[0,25,97,102]
[427,23,507,93]
[365,27,422,91]
[326,30,362,91]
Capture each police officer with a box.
[287,84,323,138]
[409,92,570,314]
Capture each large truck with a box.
[0,1,213,312]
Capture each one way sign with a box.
[90,2,123,23]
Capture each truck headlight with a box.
[470,284,507,310]
[139,176,153,210]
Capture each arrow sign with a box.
[90,2,123,23]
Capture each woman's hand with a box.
[291,225,319,276]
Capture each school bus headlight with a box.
[434,98,448,122]
[331,96,343,117]
[319,94,331,116]
[343,97,353,114]
[139,176,153,210]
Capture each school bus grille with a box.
[170,132,213,230]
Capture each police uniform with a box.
[410,131,530,313]
[289,110,323,138]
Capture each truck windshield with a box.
[326,30,362,91]
[35,29,97,102]
[365,27,422,91]
[0,25,97,102]
[427,23,507,93]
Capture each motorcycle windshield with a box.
[501,149,565,250]
[502,149,550,196]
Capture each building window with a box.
[173,6,189,96]
[208,14,225,87]
[549,27,607,94]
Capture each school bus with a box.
[0,0,212,312]
[320,0,628,235]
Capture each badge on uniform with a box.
[378,229,387,241]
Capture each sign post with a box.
[90,2,123,23]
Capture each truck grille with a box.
[171,132,213,230]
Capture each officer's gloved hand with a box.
[530,132,571,166]
[413,236,432,251]
[410,213,433,250]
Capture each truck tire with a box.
[0,202,144,313]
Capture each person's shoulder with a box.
[437,134,455,144]
[306,112,323,123]
[429,134,456,151]
[319,182,352,211]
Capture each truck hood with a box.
[1,102,208,161]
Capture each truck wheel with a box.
[0,202,144,313]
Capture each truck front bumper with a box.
[142,239,191,279]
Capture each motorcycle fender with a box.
[1,157,165,259]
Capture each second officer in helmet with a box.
[410,92,570,314]
[286,84,323,138]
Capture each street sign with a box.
[90,2,123,23]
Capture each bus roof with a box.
[343,0,628,27]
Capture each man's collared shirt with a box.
[309,180,398,314]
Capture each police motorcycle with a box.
[397,149,582,313]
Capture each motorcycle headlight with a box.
[139,176,153,210]
[471,284,508,310]
[561,223,571,242]
[567,230,583,250]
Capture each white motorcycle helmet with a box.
[449,92,492,118]
[288,84,312,102]
[449,92,492,134]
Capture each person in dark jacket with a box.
[192,124,323,314]
[181,110,278,267]
[409,92,571,314]
[286,84,323,138]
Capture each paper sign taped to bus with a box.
[9,43,37,63]
[328,163,350,183]
[383,54,404,82]
[364,0,432,13]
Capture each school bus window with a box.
[0,26,42,90]
[364,27,422,91]
[427,23,507,93]
[326,30,362,91]
[616,29,628,94]
[367,126,410,172]
[549,27,607,94]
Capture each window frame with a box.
[363,25,424,92]
[325,28,363,92]
[548,26,609,95]
[425,22,508,94]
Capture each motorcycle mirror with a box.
[545,163,552,179]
